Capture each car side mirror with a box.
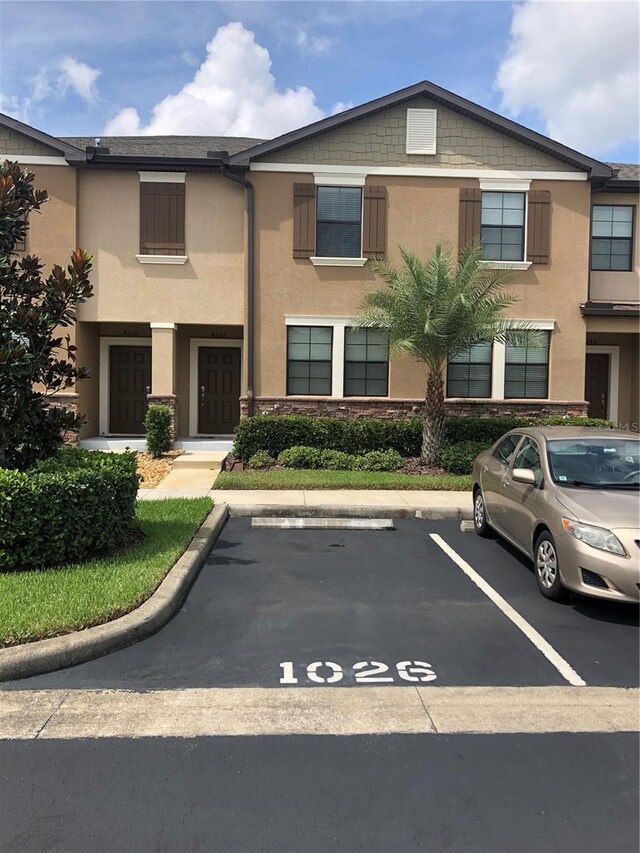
[512,468,537,485]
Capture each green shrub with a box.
[144,405,173,457]
[247,450,275,469]
[356,449,404,472]
[438,441,488,475]
[0,448,138,571]
[277,446,323,469]
[320,449,357,470]
[234,415,616,461]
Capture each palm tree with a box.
[353,243,542,465]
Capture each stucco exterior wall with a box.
[76,170,246,325]
[587,331,640,428]
[251,171,591,406]
[258,98,581,171]
[590,191,639,303]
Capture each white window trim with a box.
[586,345,619,422]
[99,336,152,436]
[136,254,188,265]
[138,171,186,183]
[310,256,368,267]
[188,338,243,437]
[479,178,531,192]
[285,316,389,398]
[480,185,530,266]
[446,320,555,402]
[314,173,366,187]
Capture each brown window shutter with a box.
[363,185,387,260]
[140,182,185,256]
[293,182,315,259]
[458,188,482,252]
[527,190,551,264]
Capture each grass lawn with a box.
[0,497,212,647]
[215,469,472,491]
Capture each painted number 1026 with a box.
[279,660,437,685]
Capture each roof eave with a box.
[82,152,232,170]
[0,112,85,161]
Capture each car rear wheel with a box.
[534,531,567,601]
[473,489,492,538]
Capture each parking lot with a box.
[7,517,638,692]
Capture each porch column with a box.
[149,323,178,441]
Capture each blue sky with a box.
[1,1,638,162]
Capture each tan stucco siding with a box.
[76,170,246,325]
[0,126,64,157]
[258,98,581,172]
[590,191,639,303]
[252,171,590,403]
[587,330,640,427]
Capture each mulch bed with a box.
[223,454,447,477]
[136,451,183,488]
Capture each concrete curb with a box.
[224,503,472,520]
[0,504,228,683]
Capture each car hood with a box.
[555,487,640,528]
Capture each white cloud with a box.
[104,22,325,137]
[295,29,336,55]
[58,57,100,104]
[496,0,639,157]
[332,100,354,115]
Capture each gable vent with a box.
[406,108,437,155]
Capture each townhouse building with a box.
[1,81,638,443]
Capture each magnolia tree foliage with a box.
[0,161,93,470]
[353,244,540,465]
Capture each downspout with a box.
[220,166,255,417]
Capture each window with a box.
[139,179,185,256]
[494,434,522,464]
[591,205,633,271]
[481,192,525,261]
[316,187,362,258]
[513,438,542,480]
[447,342,492,398]
[344,328,388,396]
[287,326,333,395]
[505,332,550,399]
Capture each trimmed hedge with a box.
[0,448,138,571]
[233,414,615,461]
[144,405,173,457]
[276,446,403,472]
[438,441,488,475]
[247,450,275,469]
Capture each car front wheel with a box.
[473,489,492,538]
[534,531,567,601]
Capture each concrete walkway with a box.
[216,489,472,518]
[138,451,227,500]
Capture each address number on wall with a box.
[279,660,437,685]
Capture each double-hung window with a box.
[505,332,550,399]
[287,326,333,395]
[446,343,492,398]
[316,187,362,258]
[344,328,389,396]
[591,205,633,271]
[481,192,526,261]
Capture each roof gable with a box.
[230,80,612,179]
[0,113,85,161]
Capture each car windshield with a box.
[547,437,640,489]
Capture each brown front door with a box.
[198,347,241,434]
[109,345,151,434]
[585,353,609,419]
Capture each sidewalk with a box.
[215,489,472,519]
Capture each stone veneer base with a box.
[240,397,589,419]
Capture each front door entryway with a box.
[198,347,241,434]
[109,345,151,434]
[585,353,609,419]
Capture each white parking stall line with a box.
[429,534,587,687]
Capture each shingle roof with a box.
[606,162,640,182]
[60,135,266,158]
